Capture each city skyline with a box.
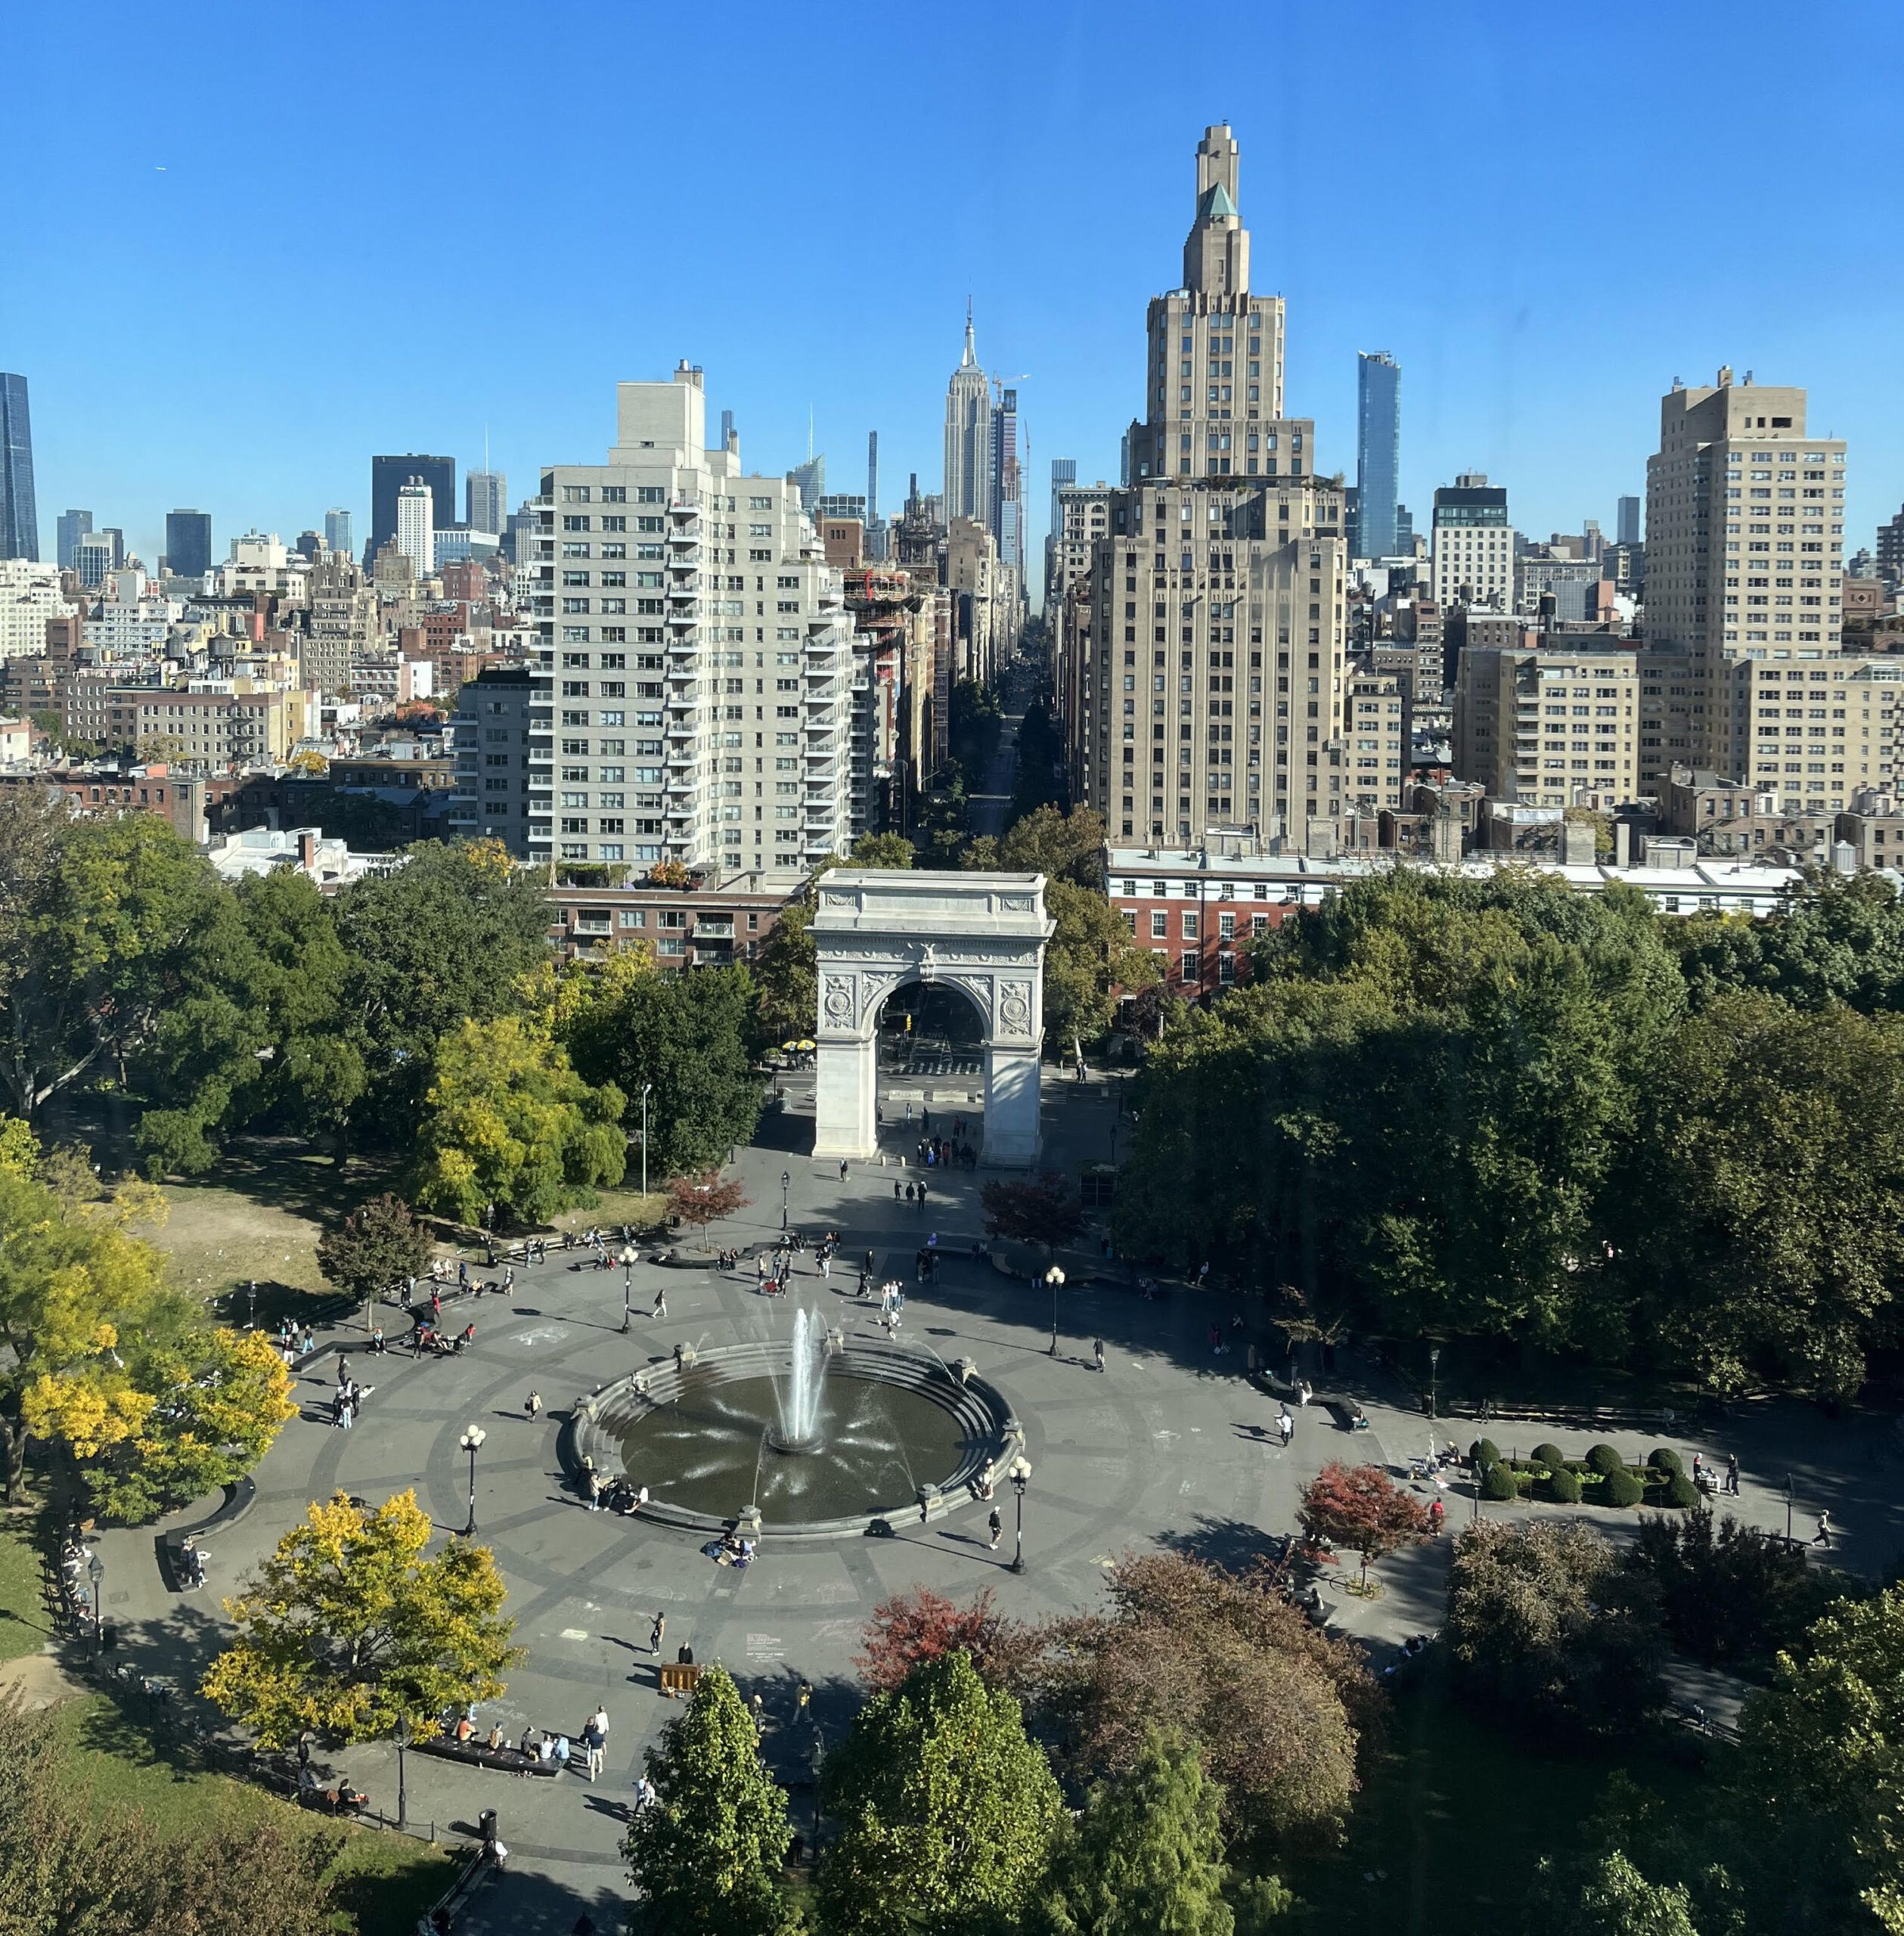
[4,3,1902,572]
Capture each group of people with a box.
[330,1357,373,1429]
[579,1459,651,1517]
[912,1134,975,1171]
[273,1318,316,1363]
[895,1178,933,1208]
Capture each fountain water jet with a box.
[768,1308,828,1453]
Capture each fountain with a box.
[585,1311,1019,1535]
[768,1308,828,1454]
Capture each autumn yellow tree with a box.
[202,1490,523,1746]
[0,1119,293,1516]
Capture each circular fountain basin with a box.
[569,1339,1019,1537]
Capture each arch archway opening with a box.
[877,979,986,1081]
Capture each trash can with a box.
[479,1807,498,1844]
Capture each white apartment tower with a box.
[455,365,858,876]
[395,478,435,582]
[1431,474,1512,610]
[1068,124,1350,843]
[943,309,993,533]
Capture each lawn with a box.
[1280,1655,1701,1936]
[52,1692,459,1936]
[0,1518,55,1664]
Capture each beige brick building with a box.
[1453,642,1642,806]
[1062,125,1350,842]
[1344,671,1406,811]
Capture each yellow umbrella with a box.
[797,1039,816,1052]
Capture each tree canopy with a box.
[202,1489,522,1747]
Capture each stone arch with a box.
[811,870,1053,1168]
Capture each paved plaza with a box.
[79,1073,1904,1931]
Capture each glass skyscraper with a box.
[1355,352,1400,561]
[0,374,39,561]
[166,508,212,578]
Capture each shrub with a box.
[1664,1472,1699,1509]
[1586,1444,1625,1478]
[1471,1438,1502,1469]
[1548,1466,1582,1504]
[1650,1446,1684,1476]
[1483,1462,1521,1502]
[1602,1468,1644,1509]
[1531,1441,1568,1474]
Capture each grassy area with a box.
[1280,1657,1701,1936]
[0,1518,55,1664]
[52,1693,458,1935]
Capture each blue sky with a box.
[5,0,1899,579]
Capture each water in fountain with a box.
[771,1308,827,1453]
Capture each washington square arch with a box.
[811,870,1054,1168]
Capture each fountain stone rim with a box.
[563,1336,1020,1540]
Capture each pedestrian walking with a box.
[839,1159,848,1181]
[1430,1497,1446,1536]
[905,1182,916,1205]
[1726,1451,1740,1494]
[923,1108,932,1133]
[1279,1408,1295,1447]
[583,1707,609,1781]
[988,1506,1003,1550]
[653,1286,667,1320]
[585,1467,601,1512]
[917,1181,928,1208]
[820,1253,830,1280]
[1093,1338,1105,1373]
[336,1354,350,1389]
[526,1388,542,1421]
[650,1611,666,1654]
[894,1178,903,1201]
[904,1101,913,1123]
[300,1323,315,1355]
[1816,1510,1834,1549]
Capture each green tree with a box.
[316,1192,434,1308]
[820,1650,1064,1936]
[848,831,916,868]
[1738,1582,1904,1931]
[753,896,817,1047]
[1446,1520,1663,1740]
[1047,1730,1253,1936]
[981,1172,1085,1251]
[0,808,236,1122]
[625,1662,796,1936]
[1531,1851,1703,1936]
[966,804,1108,888]
[568,966,761,1174]
[409,1015,625,1228]
[135,866,364,1174]
[1043,876,1160,1053]
[201,1489,523,1746]
[333,837,552,1134]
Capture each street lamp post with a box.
[640,1084,653,1199]
[1046,1266,1066,1357]
[620,1245,637,1334]
[782,1171,791,1233]
[1007,1455,1032,1574]
[1428,1345,1440,1420]
[393,1713,411,1830]
[87,1554,104,1649]
[460,1425,487,1537]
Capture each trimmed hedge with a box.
[1482,1461,1521,1502]
[1650,1446,1684,1475]
[1530,1441,1568,1473]
[1471,1438,1502,1469]
[1548,1466,1582,1504]
[1586,1444,1625,1478]
[1665,1471,1699,1509]
[1603,1467,1644,1508]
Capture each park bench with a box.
[1322,1397,1369,1432]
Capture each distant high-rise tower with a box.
[1617,495,1641,546]
[867,431,879,525]
[1048,458,1076,541]
[324,507,353,556]
[372,455,454,556]
[466,470,505,535]
[943,306,992,530]
[991,386,1022,569]
[166,508,212,578]
[720,409,736,450]
[1356,352,1401,560]
[786,455,825,510]
[56,509,92,571]
[395,477,436,579]
[0,375,39,561]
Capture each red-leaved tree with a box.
[1298,1461,1433,1584]
[663,1171,749,1229]
[980,1173,1084,1252]
[853,1586,1029,1692]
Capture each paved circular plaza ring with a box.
[566,1336,1022,1539]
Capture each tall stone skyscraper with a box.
[1356,352,1400,561]
[466,470,507,536]
[943,306,992,532]
[1060,124,1354,842]
[0,375,39,562]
